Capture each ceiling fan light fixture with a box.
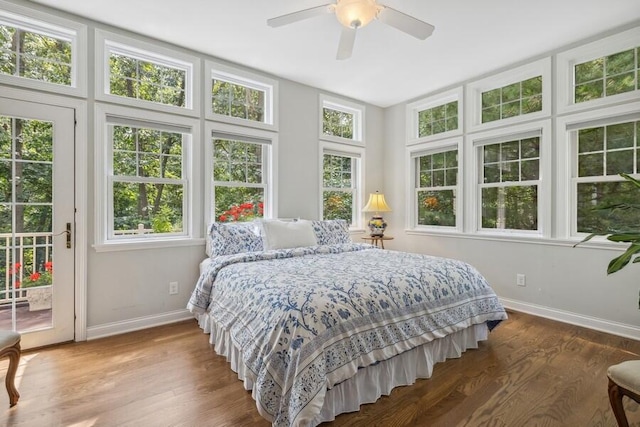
[335,0,379,29]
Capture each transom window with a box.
[320,96,364,144]
[213,137,267,223]
[322,152,359,225]
[575,120,640,233]
[415,149,458,227]
[107,46,187,108]
[479,136,540,231]
[212,78,265,123]
[418,101,458,138]
[108,119,189,239]
[481,76,542,123]
[575,47,639,103]
[323,107,354,139]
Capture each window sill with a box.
[93,237,205,253]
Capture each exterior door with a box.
[0,97,75,349]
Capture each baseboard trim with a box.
[500,297,640,341]
[86,309,194,340]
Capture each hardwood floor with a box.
[0,310,639,426]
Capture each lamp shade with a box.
[362,192,391,213]
[335,0,379,29]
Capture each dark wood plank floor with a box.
[1,310,639,426]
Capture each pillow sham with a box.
[208,221,263,257]
[311,219,351,245]
[260,219,317,250]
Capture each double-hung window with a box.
[210,128,273,223]
[413,147,459,228]
[322,149,361,225]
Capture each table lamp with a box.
[362,191,391,237]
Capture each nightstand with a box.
[361,236,393,249]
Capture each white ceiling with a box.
[28,0,640,107]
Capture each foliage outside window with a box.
[575,120,640,233]
[418,101,458,138]
[416,149,457,227]
[323,107,354,140]
[213,138,266,222]
[481,76,542,123]
[574,47,639,103]
[110,123,187,237]
[0,23,71,85]
[108,50,186,107]
[323,153,357,225]
[212,78,265,123]
[480,137,540,230]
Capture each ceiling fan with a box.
[267,0,435,60]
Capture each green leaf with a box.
[606,233,640,243]
[607,244,640,274]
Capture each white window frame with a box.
[465,120,552,238]
[205,60,278,131]
[555,101,640,240]
[406,87,463,146]
[406,138,463,233]
[557,26,640,116]
[95,29,200,117]
[0,0,87,97]
[94,103,200,251]
[319,94,365,146]
[466,57,551,133]
[205,121,278,226]
[320,141,365,230]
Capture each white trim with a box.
[466,120,552,238]
[204,60,279,131]
[0,0,87,97]
[556,26,640,116]
[94,103,200,249]
[0,86,88,342]
[319,94,365,146]
[501,297,640,341]
[205,121,279,225]
[554,101,640,239]
[466,57,552,133]
[86,309,194,340]
[406,138,463,232]
[406,86,464,146]
[319,141,365,229]
[94,29,200,117]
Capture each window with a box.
[321,141,364,227]
[466,58,551,132]
[95,104,198,248]
[478,135,541,232]
[573,119,640,234]
[205,61,277,130]
[407,88,463,145]
[557,27,640,114]
[320,95,364,144]
[212,136,268,223]
[95,30,199,115]
[415,148,458,227]
[0,2,86,95]
[418,101,458,137]
[481,76,542,123]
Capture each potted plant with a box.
[22,261,53,311]
[576,173,640,274]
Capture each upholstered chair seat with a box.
[0,331,21,407]
[608,360,640,427]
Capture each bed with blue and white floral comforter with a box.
[187,243,507,426]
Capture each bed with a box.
[188,219,507,426]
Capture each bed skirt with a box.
[194,312,489,426]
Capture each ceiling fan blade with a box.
[377,6,435,40]
[336,27,356,60]
[267,4,334,28]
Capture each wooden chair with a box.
[608,360,640,427]
[0,331,21,407]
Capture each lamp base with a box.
[368,215,387,237]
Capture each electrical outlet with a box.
[516,274,526,287]
[169,281,179,295]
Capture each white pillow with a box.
[261,219,317,250]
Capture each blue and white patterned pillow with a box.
[208,222,263,257]
[311,219,351,245]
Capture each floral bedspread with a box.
[187,244,507,426]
